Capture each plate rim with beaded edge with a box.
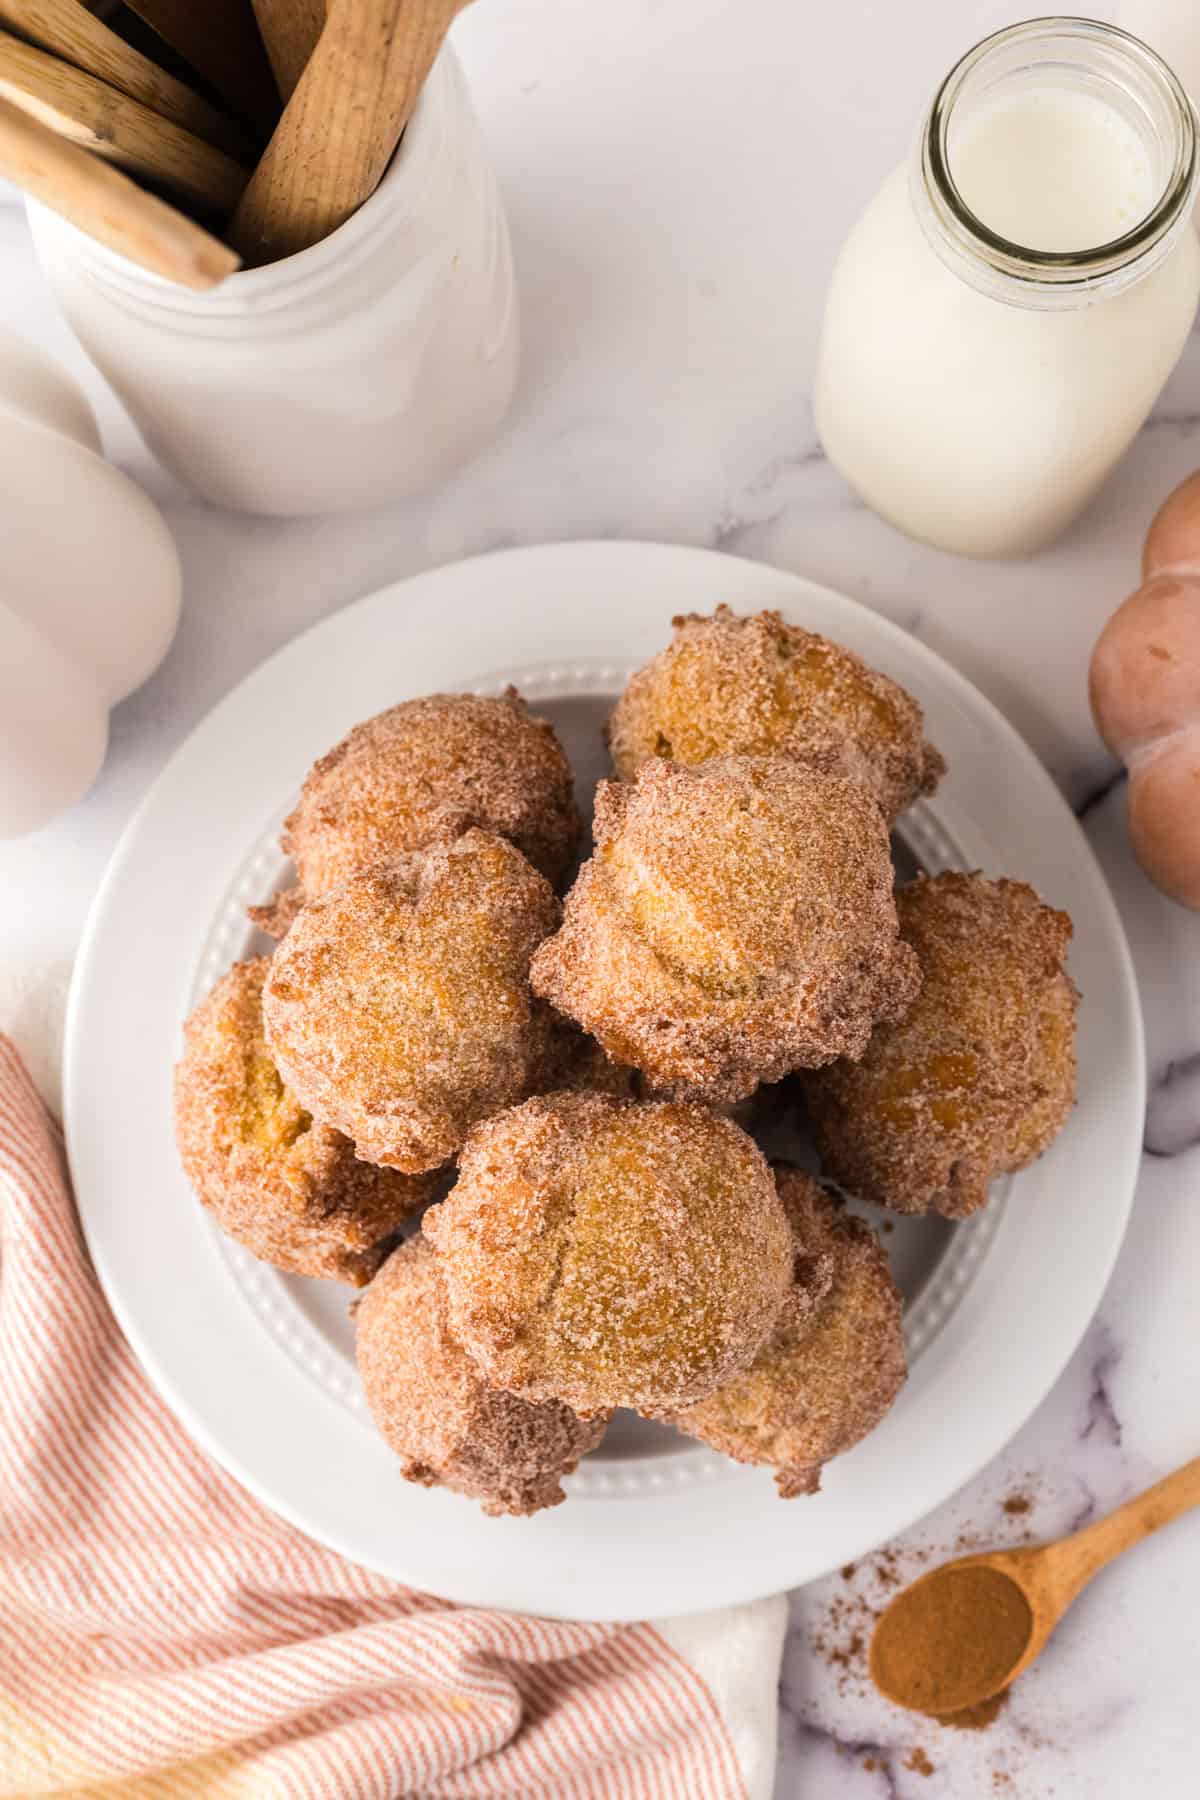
[63,541,1144,1622]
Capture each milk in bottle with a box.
[814,19,1200,558]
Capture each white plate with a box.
[64,542,1144,1621]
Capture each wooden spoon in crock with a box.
[0,94,238,287]
[230,0,471,267]
[0,0,250,153]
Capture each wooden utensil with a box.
[120,0,279,131]
[0,31,247,210]
[232,0,468,266]
[870,1456,1200,1717]
[0,0,250,155]
[250,0,323,101]
[0,95,238,286]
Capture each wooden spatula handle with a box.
[0,0,250,156]
[0,94,238,287]
[121,0,279,130]
[250,0,324,101]
[232,0,466,267]
[0,31,248,213]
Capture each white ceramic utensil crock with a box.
[26,49,519,516]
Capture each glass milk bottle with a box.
[814,18,1200,559]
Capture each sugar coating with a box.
[263,831,561,1173]
[252,689,580,934]
[665,1167,906,1496]
[174,958,436,1285]
[607,606,945,821]
[355,1235,607,1517]
[803,872,1079,1219]
[424,1092,793,1416]
[530,756,921,1102]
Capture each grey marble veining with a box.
[1,2,1198,1795]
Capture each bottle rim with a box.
[918,16,1199,303]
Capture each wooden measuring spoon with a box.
[250,0,324,102]
[0,31,247,211]
[0,95,238,286]
[231,0,469,267]
[0,0,251,156]
[121,0,279,131]
[870,1456,1200,1718]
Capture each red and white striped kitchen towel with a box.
[0,1035,785,1799]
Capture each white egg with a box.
[0,606,109,837]
[0,330,181,838]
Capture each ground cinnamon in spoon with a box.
[869,1565,1033,1717]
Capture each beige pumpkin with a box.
[1089,472,1200,909]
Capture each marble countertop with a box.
[2,1,1199,1794]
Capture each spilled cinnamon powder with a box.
[936,1689,1011,1731]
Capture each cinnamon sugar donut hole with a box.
[253,689,579,934]
[423,1092,793,1417]
[608,606,944,821]
[356,1235,607,1517]
[664,1167,906,1497]
[531,756,920,1104]
[803,872,1078,1219]
[263,831,560,1173]
[174,958,435,1285]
